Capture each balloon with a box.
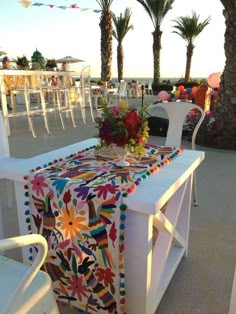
[207,72,221,88]
[175,90,180,97]
[192,86,198,95]
[157,90,169,101]
[178,85,185,92]
[186,88,192,94]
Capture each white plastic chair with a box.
[73,65,94,123]
[149,101,205,206]
[9,72,50,138]
[107,81,128,105]
[42,74,77,130]
[145,80,153,95]
[0,234,59,314]
[118,81,128,100]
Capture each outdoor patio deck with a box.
[1,96,236,314]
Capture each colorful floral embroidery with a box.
[28,144,183,313]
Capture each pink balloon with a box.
[157,90,169,101]
[207,72,221,88]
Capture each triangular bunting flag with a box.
[19,0,31,7]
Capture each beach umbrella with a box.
[56,56,85,63]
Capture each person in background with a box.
[50,75,58,86]
[61,62,68,71]
[2,56,10,69]
[1,56,12,111]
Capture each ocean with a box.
[91,77,206,84]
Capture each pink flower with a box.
[67,274,88,301]
[31,174,48,197]
[109,107,119,116]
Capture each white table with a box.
[1,138,205,313]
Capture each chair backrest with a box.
[0,234,48,313]
[148,80,153,90]
[154,102,205,149]
[0,111,10,158]
[80,65,91,89]
[119,81,127,97]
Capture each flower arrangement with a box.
[46,58,57,69]
[95,100,149,156]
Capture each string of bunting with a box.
[18,0,102,12]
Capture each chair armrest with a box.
[0,234,47,314]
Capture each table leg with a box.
[125,174,193,314]
[14,181,32,264]
[125,210,153,314]
[0,83,10,135]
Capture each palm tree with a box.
[172,12,211,82]
[136,0,175,85]
[112,8,134,82]
[219,0,236,119]
[0,48,6,60]
[96,0,113,82]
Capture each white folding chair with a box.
[0,234,59,314]
[148,101,205,206]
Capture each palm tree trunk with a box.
[184,44,194,81]
[152,29,162,85]
[100,10,113,82]
[219,2,236,119]
[117,43,123,82]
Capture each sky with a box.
[0,0,225,79]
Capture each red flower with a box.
[95,267,115,287]
[63,190,71,204]
[94,184,120,199]
[124,111,142,129]
[112,133,129,146]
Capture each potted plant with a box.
[16,55,29,69]
[45,59,57,70]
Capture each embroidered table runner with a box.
[27,144,183,313]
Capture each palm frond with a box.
[172,11,211,43]
[136,0,175,29]
[96,0,113,11]
[112,8,133,43]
